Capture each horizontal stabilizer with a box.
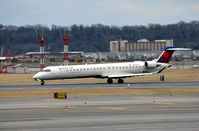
[165,47,191,51]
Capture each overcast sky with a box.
[1,0,199,27]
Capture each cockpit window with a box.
[41,69,51,72]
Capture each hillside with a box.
[0,21,199,55]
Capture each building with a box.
[110,39,174,52]
[110,41,119,52]
[120,40,129,52]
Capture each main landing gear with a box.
[107,78,124,84]
[107,78,113,84]
[118,78,124,84]
[41,80,45,86]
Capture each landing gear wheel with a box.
[118,79,124,84]
[41,80,45,86]
[107,78,113,84]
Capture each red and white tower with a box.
[38,37,46,70]
[61,36,71,65]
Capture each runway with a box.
[0,81,199,90]
[0,95,199,130]
[0,81,199,130]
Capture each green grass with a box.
[0,88,199,98]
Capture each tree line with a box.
[0,21,199,55]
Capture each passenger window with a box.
[41,69,51,72]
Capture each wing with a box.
[102,73,153,78]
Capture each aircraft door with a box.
[52,68,59,78]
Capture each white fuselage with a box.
[33,61,169,80]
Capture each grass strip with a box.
[0,88,199,98]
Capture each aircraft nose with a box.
[33,73,41,80]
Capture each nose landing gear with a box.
[41,80,45,86]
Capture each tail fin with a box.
[157,47,191,63]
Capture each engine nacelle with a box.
[144,61,158,68]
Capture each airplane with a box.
[33,47,191,85]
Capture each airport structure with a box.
[110,39,174,52]
[38,37,46,71]
[61,36,71,65]
[0,57,11,74]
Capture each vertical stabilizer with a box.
[157,47,191,63]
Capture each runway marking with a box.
[39,106,64,109]
[134,97,160,99]
[99,107,127,110]
[39,106,78,109]
[42,99,67,101]
[153,103,175,105]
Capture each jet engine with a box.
[144,61,159,68]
